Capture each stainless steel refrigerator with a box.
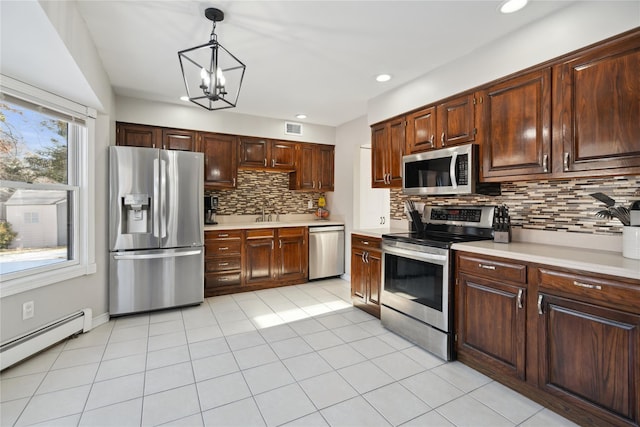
[109,146,204,316]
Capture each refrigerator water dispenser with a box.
[123,194,150,234]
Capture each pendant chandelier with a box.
[178,7,246,111]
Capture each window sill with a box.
[0,263,97,298]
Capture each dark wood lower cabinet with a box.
[455,251,640,427]
[538,293,640,426]
[350,234,381,318]
[457,273,526,381]
[205,227,309,297]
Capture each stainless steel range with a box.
[381,205,495,360]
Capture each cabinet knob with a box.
[272,159,275,167]
[542,154,548,173]
[478,263,496,270]
[563,152,570,171]
[441,132,446,146]
[264,158,267,167]
[429,135,435,147]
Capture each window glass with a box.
[0,97,78,277]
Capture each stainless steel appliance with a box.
[205,194,218,225]
[381,205,495,360]
[309,225,345,280]
[402,144,500,196]
[109,146,204,316]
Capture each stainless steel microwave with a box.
[402,144,500,196]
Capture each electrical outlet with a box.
[22,301,34,320]
[307,200,313,209]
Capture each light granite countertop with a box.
[452,240,640,281]
[204,214,343,231]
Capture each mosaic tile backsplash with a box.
[208,170,325,215]
[391,175,640,234]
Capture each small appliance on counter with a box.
[494,204,512,243]
[205,195,218,225]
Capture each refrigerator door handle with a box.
[113,249,202,260]
[160,158,168,238]
[153,158,160,238]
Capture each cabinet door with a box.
[555,33,640,175]
[537,294,640,426]
[317,145,335,191]
[482,69,551,179]
[116,122,160,148]
[245,236,276,285]
[371,124,388,188]
[298,144,317,190]
[406,106,436,153]
[271,141,297,170]
[239,137,268,168]
[366,250,382,308]
[200,132,237,189]
[437,94,476,148]
[162,128,196,151]
[277,228,307,281]
[351,248,367,302]
[457,274,526,380]
[387,118,405,187]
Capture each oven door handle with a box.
[383,245,447,264]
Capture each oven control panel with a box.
[423,205,495,228]
[429,208,481,222]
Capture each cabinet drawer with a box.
[205,272,241,289]
[352,234,381,250]
[206,257,241,272]
[538,268,640,313]
[458,254,527,284]
[278,227,306,238]
[246,228,275,239]
[205,230,242,240]
[205,240,242,256]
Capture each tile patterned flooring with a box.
[0,279,579,427]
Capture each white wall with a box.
[328,115,371,278]
[368,1,640,124]
[1,1,114,342]
[116,96,335,145]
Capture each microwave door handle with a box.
[449,151,458,189]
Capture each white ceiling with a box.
[15,1,581,127]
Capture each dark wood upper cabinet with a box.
[162,128,196,151]
[553,31,640,176]
[239,137,297,171]
[405,94,476,154]
[199,132,237,189]
[116,122,160,148]
[117,122,196,151]
[437,94,477,148]
[406,106,436,153]
[289,144,334,191]
[371,117,405,188]
[481,68,552,180]
[238,137,269,168]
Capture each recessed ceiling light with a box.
[295,114,307,119]
[180,96,189,102]
[499,0,528,14]
[376,74,391,82]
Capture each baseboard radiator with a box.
[0,308,92,371]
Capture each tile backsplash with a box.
[209,170,325,215]
[391,175,640,234]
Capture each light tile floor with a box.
[0,278,579,427]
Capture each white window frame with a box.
[0,75,97,298]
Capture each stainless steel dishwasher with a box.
[309,225,345,280]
